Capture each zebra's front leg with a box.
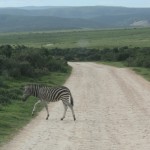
[43,102,49,120]
[32,100,41,116]
[61,102,68,120]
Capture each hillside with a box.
[0,6,150,32]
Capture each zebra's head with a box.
[22,85,32,101]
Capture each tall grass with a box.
[132,67,150,81]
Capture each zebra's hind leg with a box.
[61,102,68,120]
[32,100,41,116]
[65,101,76,121]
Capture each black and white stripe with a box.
[23,84,76,120]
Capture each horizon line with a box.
[0,5,150,9]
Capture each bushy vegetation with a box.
[50,47,150,68]
[0,45,69,78]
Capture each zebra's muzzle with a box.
[22,94,29,101]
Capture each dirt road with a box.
[2,62,150,150]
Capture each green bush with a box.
[0,45,70,78]
[19,61,34,77]
[49,47,150,69]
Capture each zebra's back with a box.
[38,86,71,103]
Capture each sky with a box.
[0,0,150,8]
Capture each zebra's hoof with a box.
[61,118,64,121]
[46,114,49,120]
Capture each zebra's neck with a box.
[31,84,40,97]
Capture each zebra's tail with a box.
[70,94,74,106]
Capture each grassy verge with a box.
[0,68,72,146]
[0,99,40,145]
[98,61,150,82]
[132,67,150,81]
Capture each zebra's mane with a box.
[27,83,63,89]
[26,83,67,92]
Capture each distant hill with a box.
[0,6,150,32]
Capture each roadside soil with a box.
[1,62,150,150]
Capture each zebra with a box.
[22,84,76,121]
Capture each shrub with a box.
[19,61,34,77]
